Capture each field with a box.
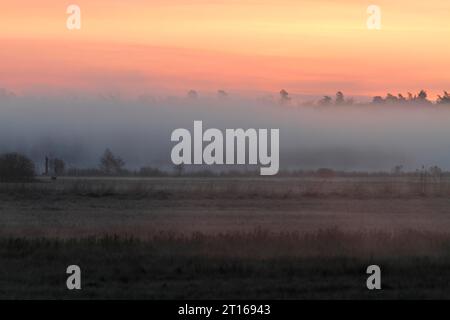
[1,176,450,299]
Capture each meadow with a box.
[1,176,450,299]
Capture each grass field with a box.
[1,176,450,299]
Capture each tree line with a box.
[0,149,128,182]
[1,149,449,181]
[277,89,450,106]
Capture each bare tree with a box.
[99,149,125,175]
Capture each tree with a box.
[335,91,345,105]
[437,91,450,104]
[417,90,428,101]
[398,94,406,103]
[385,93,398,104]
[279,89,291,105]
[0,152,35,182]
[99,149,125,175]
[372,96,384,104]
[412,90,432,105]
[318,96,332,106]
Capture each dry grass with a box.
[1,175,450,199]
[2,229,450,299]
[2,176,450,299]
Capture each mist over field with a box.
[1,93,450,172]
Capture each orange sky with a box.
[0,0,449,98]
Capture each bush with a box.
[0,153,35,182]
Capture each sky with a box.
[0,0,449,98]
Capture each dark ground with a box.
[1,176,450,299]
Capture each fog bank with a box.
[1,94,450,172]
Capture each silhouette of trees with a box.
[316,92,353,106]
[370,90,435,105]
[0,153,35,182]
[318,96,332,106]
[279,89,291,105]
[385,93,398,104]
[99,149,125,175]
[274,89,449,106]
[249,88,449,106]
[437,91,450,104]
[372,96,384,104]
[336,92,354,105]
[335,91,345,105]
[417,90,428,101]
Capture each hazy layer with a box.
[1,94,450,172]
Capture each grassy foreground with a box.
[2,229,450,299]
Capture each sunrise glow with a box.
[1,0,449,98]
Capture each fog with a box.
[1,93,450,172]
